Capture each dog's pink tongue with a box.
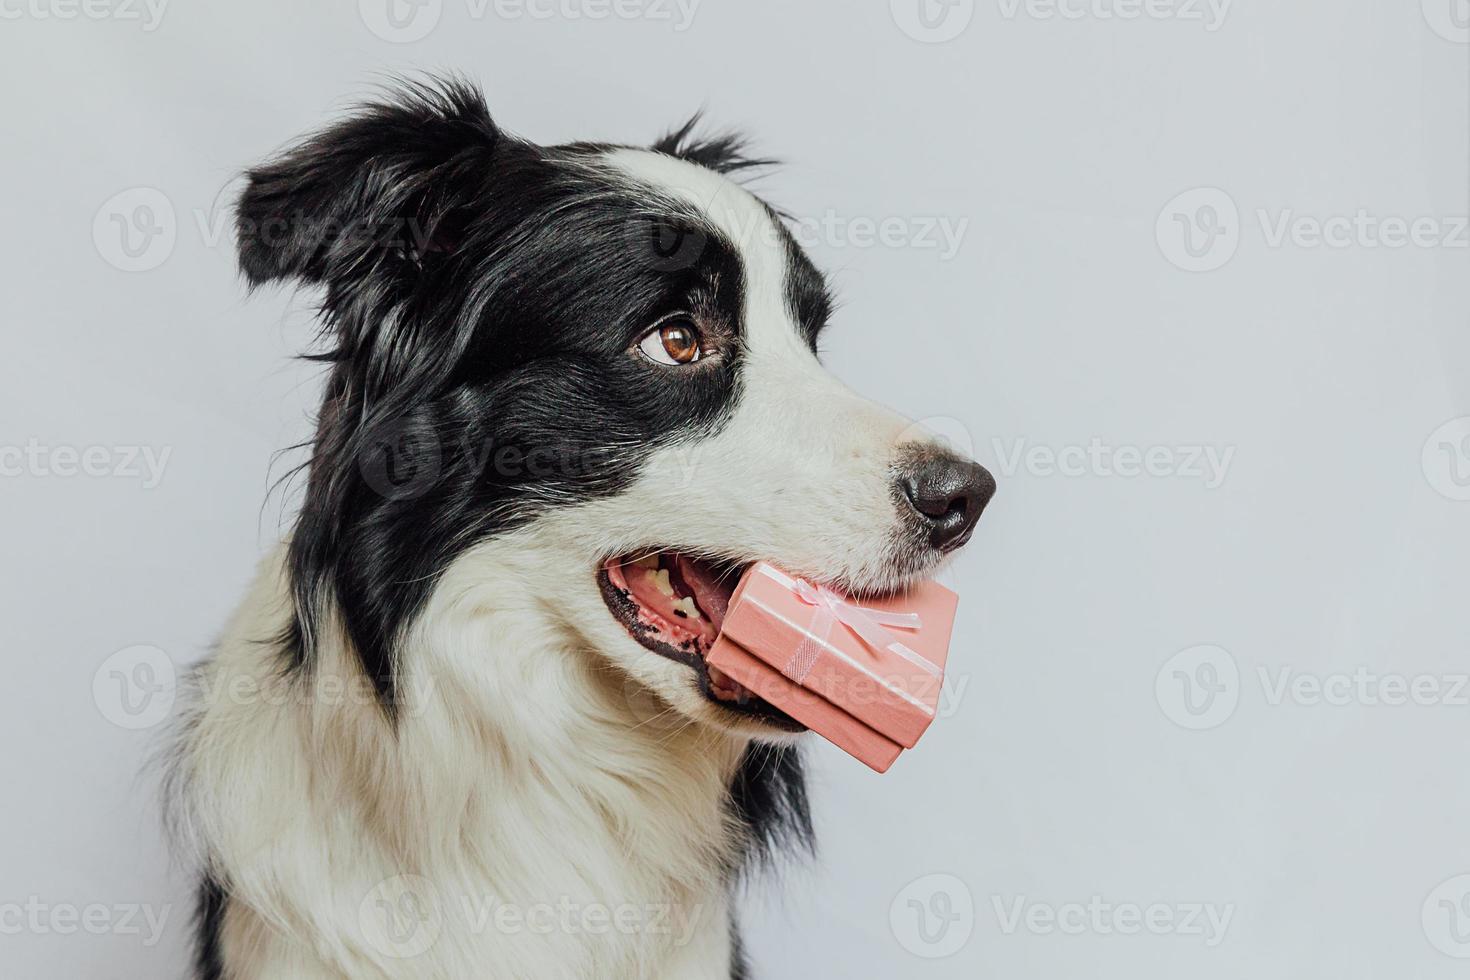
[673,555,733,634]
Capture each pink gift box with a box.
[706,563,958,773]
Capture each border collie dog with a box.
[171,77,994,979]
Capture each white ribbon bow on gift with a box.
[781,578,941,693]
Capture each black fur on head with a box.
[650,113,776,177]
[235,77,829,709]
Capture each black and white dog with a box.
[170,77,994,979]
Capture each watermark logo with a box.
[119,183,963,274]
[358,418,443,501]
[1159,189,1468,270]
[93,645,176,730]
[1155,644,1238,730]
[1423,875,1470,957]
[359,0,442,41]
[1422,417,1470,501]
[1162,657,1470,727]
[891,0,975,43]
[621,670,670,726]
[890,873,975,958]
[901,416,977,463]
[620,214,710,273]
[93,187,176,272]
[1422,0,1470,42]
[359,875,443,958]
[1156,187,1239,272]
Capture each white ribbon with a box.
[780,577,941,687]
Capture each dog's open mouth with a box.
[598,552,804,730]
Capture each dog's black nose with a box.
[897,450,996,552]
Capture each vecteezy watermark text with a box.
[891,0,1229,43]
[992,895,1234,946]
[1157,187,1469,272]
[94,187,972,274]
[1258,666,1470,708]
[0,0,168,30]
[0,439,171,488]
[358,0,700,43]
[460,895,702,944]
[791,211,969,261]
[0,898,171,946]
[991,437,1235,488]
[1156,645,1470,731]
[996,0,1231,31]
[357,875,705,959]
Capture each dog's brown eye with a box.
[637,319,705,366]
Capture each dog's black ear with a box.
[235,77,500,287]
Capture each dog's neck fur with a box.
[179,544,751,979]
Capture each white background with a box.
[2,1,1469,977]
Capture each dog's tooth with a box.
[652,569,675,597]
[673,596,701,620]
